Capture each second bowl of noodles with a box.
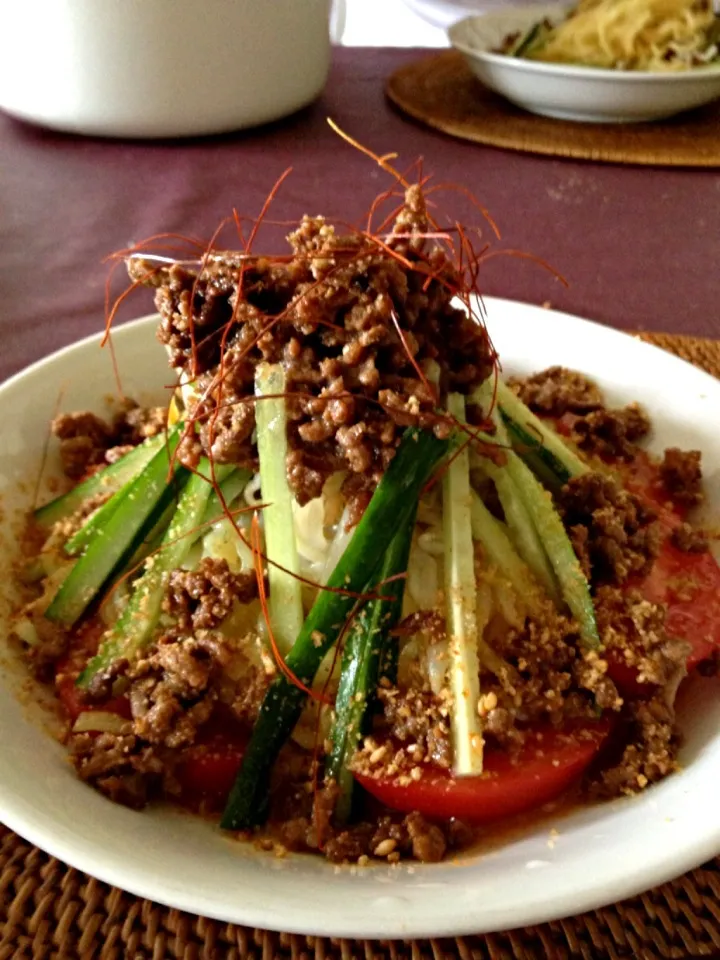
[449,1,720,122]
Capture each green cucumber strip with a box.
[45,426,183,627]
[481,456,561,605]
[326,510,415,824]
[220,427,449,830]
[77,459,234,687]
[496,380,588,484]
[510,20,549,58]
[468,386,561,605]
[443,393,483,777]
[505,454,599,649]
[198,468,252,535]
[469,491,544,615]
[34,433,166,530]
[255,363,304,655]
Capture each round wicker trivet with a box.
[386,51,720,167]
[2,330,720,959]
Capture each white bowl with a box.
[1,299,720,937]
[449,5,720,123]
[402,0,551,30]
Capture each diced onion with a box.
[72,711,128,734]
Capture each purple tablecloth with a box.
[1,48,718,386]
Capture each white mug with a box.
[0,0,346,138]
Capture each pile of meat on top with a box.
[128,185,495,521]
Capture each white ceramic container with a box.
[0,0,345,138]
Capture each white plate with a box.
[1,299,720,938]
[449,6,720,123]
[402,0,550,30]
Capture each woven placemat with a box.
[386,51,720,167]
[2,329,720,960]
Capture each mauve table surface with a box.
[0,47,718,387]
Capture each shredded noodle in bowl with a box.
[510,0,719,71]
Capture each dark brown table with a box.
[1,46,718,388]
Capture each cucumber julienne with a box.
[220,427,449,831]
[45,426,184,628]
[326,510,416,824]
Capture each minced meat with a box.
[69,730,172,809]
[559,472,660,584]
[593,695,678,797]
[671,521,709,553]
[52,402,167,479]
[570,403,650,461]
[508,366,603,417]
[51,412,114,479]
[127,632,230,749]
[129,185,495,511]
[166,557,258,633]
[660,448,704,508]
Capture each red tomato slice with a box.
[175,708,250,808]
[55,622,131,723]
[175,741,246,808]
[355,721,610,824]
[641,541,720,669]
[56,669,131,723]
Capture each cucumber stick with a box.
[35,433,166,531]
[77,459,234,687]
[255,363,303,655]
[506,454,599,649]
[45,426,183,627]
[198,468,252,534]
[220,427,449,830]
[469,492,544,615]
[443,393,483,777]
[326,511,415,823]
[496,380,588,484]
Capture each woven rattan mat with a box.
[2,329,720,960]
[386,51,720,167]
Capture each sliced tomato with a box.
[55,621,131,722]
[355,721,611,824]
[641,540,720,670]
[56,669,131,723]
[175,709,250,808]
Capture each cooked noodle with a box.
[523,0,718,71]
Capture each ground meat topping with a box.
[670,521,709,553]
[570,403,650,461]
[508,367,603,417]
[130,188,495,511]
[660,447,704,508]
[377,685,452,769]
[23,617,70,683]
[126,632,230,749]
[68,730,172,809]
[595,587,689,688]
[593,695,678,798]
[166,558,258,633]
[52,402,167,480]
[559,472,660,584]
[51,412,113,479]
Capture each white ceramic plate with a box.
[401,0,549,30]
[449,6,720,123]
[1,299,720,938]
